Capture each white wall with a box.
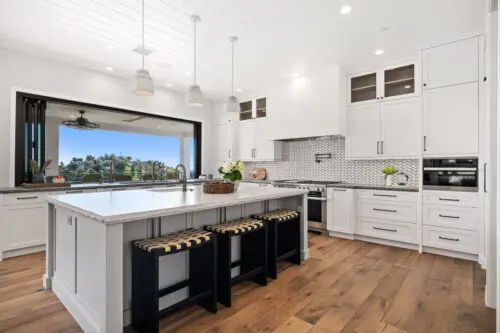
[0,48,214,187]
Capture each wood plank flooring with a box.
[0,234,495,332]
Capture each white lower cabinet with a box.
[326,188,353,234]
[422,190,479,255]
[354,190,418,245]
[1,202,47,252]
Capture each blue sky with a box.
[59,126,187,167]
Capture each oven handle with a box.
[307,197,327,201]
[423,167,477,171]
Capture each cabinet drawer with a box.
[423,191,479,207]
[356,217,417,244]
[356,190,417,203]
[357,200,417,224]
[423,226,478,254]
[1,193,48,206]
[423,205,479,231]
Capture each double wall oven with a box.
[273,180,341,232]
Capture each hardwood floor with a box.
[0,234,495,332]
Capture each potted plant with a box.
[382,165,398,187]
[218,160,245,191]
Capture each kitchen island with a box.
[44,183,308,333]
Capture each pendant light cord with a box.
[141,0,145,70]
[193,18,197,85]
[231,41,234,96]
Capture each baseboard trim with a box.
[423,246,478,262]
[2,244,45,259]
[328,231,355,240]
[301,248,310,260]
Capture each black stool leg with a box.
[267,221,278,279]
[241,226,268,286]
[291,217,302,265]
[189,236,218,313]
[132,247,160,333]
[217,233,232,307]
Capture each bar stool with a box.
[131,228,217,333]
[204,218,267,307]
[252,210,301,279]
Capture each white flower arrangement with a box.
[218,160,245,182]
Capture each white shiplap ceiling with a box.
[0,0,488,100]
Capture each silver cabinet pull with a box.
[141,186,153,189]
[66,190,83,194]
[332,189,347,191]
[17,196,38,200]
[373,194,397,198]
[254,148,257,158]
[439,198,459,202]
[373,208,397,213]
[423,136,427,152]
[438,214,460,219]
[112,188,127,191]
[381,141,384,155]
[377,141,380,155]
[373,226,397,232]
[484,162,487,193]
[438,236,459,242]
[228,149,231,159]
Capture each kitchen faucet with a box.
[175,164,188,192]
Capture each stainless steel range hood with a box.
[276,135,343,142]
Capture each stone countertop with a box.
[0,180,205,194]
[326,183,419,192]
[46,183,308,224]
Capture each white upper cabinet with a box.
[423,82,479,156]
[237,120,282,161]
[239,97,267,122]
[380,98,421,158]
[422,37,479,89]
[214,119,237,164]
[346,103,381,158]
[349,62,418,105]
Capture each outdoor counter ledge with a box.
[44,183,308,333]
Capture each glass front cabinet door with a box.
[348,62,418,105]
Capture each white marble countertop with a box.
[47,183,307,224]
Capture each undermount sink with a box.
[147,186,195,193]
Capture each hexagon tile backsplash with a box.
[243,137,420,186]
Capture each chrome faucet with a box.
[175,164,187,192]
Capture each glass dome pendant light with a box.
[226,36,240,114]
[133,0,154,96]
[186,15,203,107]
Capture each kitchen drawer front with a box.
[356,190,418,203]
[423,226,478,254]
[1,193,48,206]
[357,200,417,223]
[356,217,417,244]
[423,191,479,207]
[423,205,479,231]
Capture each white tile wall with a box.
[243,137,420,186]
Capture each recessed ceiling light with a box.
[185,71,192,76]
[404,85,411,89]
[166,83,173,87]
[292,73,300,78]
[340,5,352,15]
[375,49,384,56]
[236,88,243,92]
[105,66,113,71]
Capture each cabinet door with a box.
[423,37,479,89]
[423,82,478,156]
[327,188,353,233]
[346,103,381,158]
[239,100,254,121]
[349,71,378,105]
[380,98,421,158]
[2,204,47,251]
[254,121,278,160]
[238,121,256,161]
[382,63,417,100]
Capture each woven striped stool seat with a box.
[252,210,299,223]
[134,228,213,255]
[204,219,264,236]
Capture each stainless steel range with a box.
[273,180,342,232]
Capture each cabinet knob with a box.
[423,83,427,87]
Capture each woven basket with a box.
[203,181,235,194]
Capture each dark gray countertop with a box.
[0,180,204,194]
[326,183,419,192]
